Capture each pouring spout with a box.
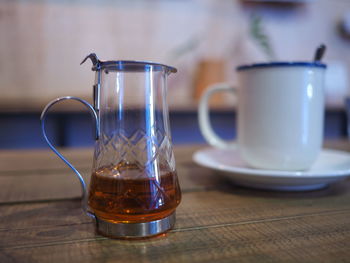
[81,53,101,70]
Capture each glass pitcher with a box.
[40,53,181,238]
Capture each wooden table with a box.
[1,141,350,262]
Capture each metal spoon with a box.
[313,44,326,62]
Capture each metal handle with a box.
[40,96,100,217]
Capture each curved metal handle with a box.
[40,96,99,217]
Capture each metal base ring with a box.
[95,213,176,238]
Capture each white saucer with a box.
[193,146,350,191]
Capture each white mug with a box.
[198,62,326,171]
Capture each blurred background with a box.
[1,0,350,149]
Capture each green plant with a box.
[250,14,275,60]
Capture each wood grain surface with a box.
[0,141,349,262]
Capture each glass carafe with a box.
[41,54,181,238]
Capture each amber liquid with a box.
[88,163,181,223]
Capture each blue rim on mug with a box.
[237,62,327,71]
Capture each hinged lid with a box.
[81,53,177,73]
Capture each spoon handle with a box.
[314,44,326,62]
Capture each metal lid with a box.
[81,53,177,74]
[236,61,327,71]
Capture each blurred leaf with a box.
[250,14,275,60]
[167,36,201,61]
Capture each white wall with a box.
[0,0,349,110]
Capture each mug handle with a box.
[198,83,237,149]
[40,96,99,217]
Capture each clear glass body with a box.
[88,67,181,223]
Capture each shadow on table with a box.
[218,176,350,199]
[183,161,349,199]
